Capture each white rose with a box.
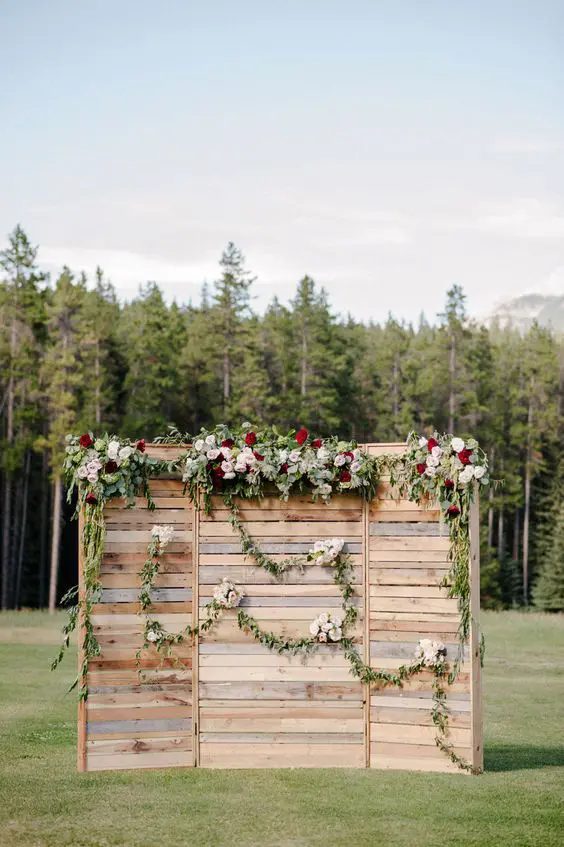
[207,448,220,460]
[317,447,329,461]
[426,455,439,468]
[329,627,342,642]
[425,466,437,478]
[418,437,428,448]
[221,460,234,473]
[431,446,443,459]
[223,471,236,479]
[146,630,159,643]
[221,447,232,459]
[77,465,89,479]
[474,466,486,480]
[205,434,216,446]
[318,612,329,625]
[194,439,205,452]
[118,446,132,460]
[87,472,98,484]
[289,450,301,463]
[332,616,342,628]
[321,622,332,633]
[350,460,361,473]
[107,440,120,460]
[451,437,465,453]
[334,455,346,467]
[459,466,475,484]
[309,621,320,636]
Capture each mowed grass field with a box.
[0,611,562,847]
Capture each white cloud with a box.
[494,137,563,154]
[475,199,564,239]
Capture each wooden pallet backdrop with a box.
[78,443,482,774]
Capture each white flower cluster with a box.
[414,638,447,669]
[72,437,137,485]
[151,524,174,549]
[77,457,102,484]
[212,578,244,609]
[413,433,488,487]
[309,538,345,565]
[146,627,161,643]
[309,611,343,642]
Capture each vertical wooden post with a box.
[77,508,87,772]
[192,493,200,768]
[469,486,484,773]
[362,452,371,768]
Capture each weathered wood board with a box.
[79,442,482,773]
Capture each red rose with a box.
[212,466,224,479]
[85,492,97,505]
[343,451,354,461]
[253,451,264,461]
[105,460,118,473]
[340,470,351,482]
[447,505,460,518]
[136,439,146,453]
[311,438,322,449]
[79,433,92,449]
[444,479,454,490]
[427,437,439,452]
[416,463,426,475]
[458,449,472,466]
[221,438,235,448]
[295,427,309,445]
[245,432,257,446]
[280,463,289,473]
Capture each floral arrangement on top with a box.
[391,432,489,520]
[63,432,157,512]
[180,422,379,510]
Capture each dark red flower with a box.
[105,460,118,473]
[295,427,309,445]
[458,449,473,466]
[245,431,257,446]
[136,439,146,453]
[221,438,235,448]
[447,505,460,518]
[280,463,289,473]
[343,451,354,461]
[416,463,426,475]
[444,479,454,490]
[253,451,264,461]
[427,437,439,452]
[85,492,97,505]
[212,465,225,479]
[339,470,351,482]
[311,438,322,449]
[79,433,92,449]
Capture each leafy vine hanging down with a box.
[52,433,165,698]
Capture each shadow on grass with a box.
[486,743,564,772]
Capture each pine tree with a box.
[0,225,46,609]
[533,500,564,611]
[39,268,87,611]
[212,243,254,416]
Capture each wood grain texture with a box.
[78,442,481,774]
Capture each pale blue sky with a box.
[1,0,563,321]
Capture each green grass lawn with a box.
[0,611,562,847]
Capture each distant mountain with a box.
[487,293,564,333]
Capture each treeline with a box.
[1,226,563,612]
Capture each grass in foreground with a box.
[0,610,562,847]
